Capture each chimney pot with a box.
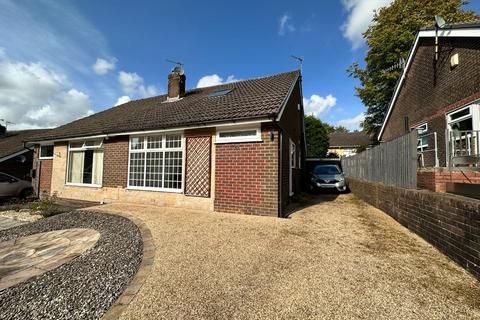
[167,67,186,99]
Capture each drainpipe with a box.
[270,114,284,218]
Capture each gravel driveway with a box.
[93,194,480,319]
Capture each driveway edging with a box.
[100,211,155,320]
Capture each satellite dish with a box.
[435,15,446,28]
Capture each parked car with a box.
[0,172,33,199]
[308,164,348,193]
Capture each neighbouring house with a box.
[0,127,49,181]
[328,131,373,157]
[26,69,305,217]
[378,22,480,193]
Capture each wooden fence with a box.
[341,132,418,188]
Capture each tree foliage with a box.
[349,0,477,135]
[305,115,333,158]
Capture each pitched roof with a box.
[0,130,49,161]
[328,132,372,147]
[378,23,480,140]
[28,70,300,142]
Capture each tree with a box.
[332,126,349,133]
[305,115,333,158]
[349,0,477,135]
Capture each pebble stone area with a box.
[0,211,143,320]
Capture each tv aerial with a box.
[166,59,184,69]
[291,55,304,73]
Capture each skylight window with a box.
[208,89,233,97]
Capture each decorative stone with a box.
[0,228,100,290]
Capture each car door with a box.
[0,173,19,197]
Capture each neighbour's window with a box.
[416,123,428,152]
[216,125,261,143]
[67,140,104,186]
[447,105,477,132]
[39,145,54,159]
[128,133,183,191]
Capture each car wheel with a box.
[19,188,33,199]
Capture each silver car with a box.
[309,164,348,192]
[0,173,33,199]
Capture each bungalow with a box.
[378,22,480,193]
[26,69,305,217]
[328,131,373,157]
[0,128,48,181]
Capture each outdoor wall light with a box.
[270,131,275,141]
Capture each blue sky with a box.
[1,0,479,131]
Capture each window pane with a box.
[68,151,85,183]
[166,134,181,148]
[129,152,145,187]
[131,137,145,150]
[70,141,84,149]
[450,108,470,120]
[147,136,162,149]
[40,145,53,158]
[92,150,103,185]
[219,130,257,138]
[164,151,182,189]
[84,139,103,148]
[146,151,163,188]
[82,150,94,184]
[452,118,473,131]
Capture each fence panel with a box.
[341,132,417,188]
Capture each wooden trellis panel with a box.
[185,136,211,197]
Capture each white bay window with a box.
[67,139,104,186]
[128,133,183,192]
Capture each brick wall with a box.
[348,178,480,279]
[103,136,129,188]
[32,146,52,197]
[418,168,480,192]
[214,123,278,216]
[382,37,480,165]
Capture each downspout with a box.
[270,114,285,218]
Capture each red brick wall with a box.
[382,37,480,165]
[418,168,480,192]
[348,177,480,280]
[103,136,129,188]
[279,80,304,212]
[32,146,52,197]
[214,123,279,216]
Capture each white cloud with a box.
[196,74,239,88]
[278,13,295,36]
[115,95,131,106]
[92,57,117,75]
[341,0,393,49]
[118,71,157,98]
[0,50,93,130]
[303,94,337,117]
[337,113,365,131]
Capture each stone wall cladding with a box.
[348,177,480,279]
[418,168,480,192]
[103,136,129,188]
[214,123,278,216]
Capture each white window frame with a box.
[289,139,295,196]
[39,143,54,160]
[66,139,104,188]
[415,123,429,152]
[215,124,262,144]
[446,104,479,131]
[127,132,185,193]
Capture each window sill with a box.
[126,186,183,194]
[39,157,54,160]
[65,183,102,188]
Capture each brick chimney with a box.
[167,66,186,99]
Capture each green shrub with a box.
[28,194,65,218]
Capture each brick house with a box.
[378,22,480,193]
[0,128,48,181]
[328,132,373,157]
[26,69,305,217]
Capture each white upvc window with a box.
[39,144,54,159]
[447,104,479,132]
[290,140,296,168]
[216,125,262,144]
[128,133,184,192]
[66,139,104,187]
[416,123,429,152]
